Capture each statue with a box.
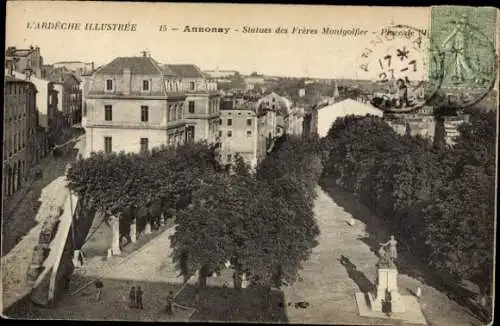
[377,245,391,268]
[379,235,398,268]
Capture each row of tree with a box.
[67,135,322,289]
[171,135,322,288]
[320,111,496,299]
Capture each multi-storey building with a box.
[83,53,210,156]
[5,45,44,78]
[42,67,83,127]
[167,64,220,143]
[7,68,56,154]
[3,77,44,202]
[219,98,261,168]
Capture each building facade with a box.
[167,65,220,143]
[5,46,43,78]
[83,54,193,156]
[62,74,83,126]
[219,104,260,168]
[3,78,44,202]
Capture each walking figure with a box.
[136,286,144,309]
[441,14,474,84]
[165,291,174,315]
[94,279,104,301]
[129,286,137,308]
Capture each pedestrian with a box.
[416,286,422,300]
[94,279,104,301]
[165,291,174,315]
[136,286,144,309]
[129,286,137,308]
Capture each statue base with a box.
[370,268,405,313]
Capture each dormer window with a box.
[142,80,150,91]
[106,79,113,91]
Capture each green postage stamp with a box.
[430,6,497,108]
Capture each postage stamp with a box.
[430,6,497,109]
[357,24,444,112]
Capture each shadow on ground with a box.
[5,275,288,323]
[175,283,288,323]
[339,254,375,294]
[319,176,491,323]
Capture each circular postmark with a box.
[356,24,444,113]
[432,13,497,110]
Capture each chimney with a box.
[123,68,131,95]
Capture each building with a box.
[244,75,266,91]
[5,46,43,78]
[62,74,83,126]
[286,107,305,136]
[256,91,293,138]
[385,106,436,141]
[203,68,239,79]
[167,64,220,143]
[218,98,261,168]
[52,61,95,76]
[83,52,215,156]
[7,69,58,152]
[317,98,384,137]
[3,77,44,203]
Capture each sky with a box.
[6,2,437,79]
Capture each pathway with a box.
[7,226,196,321]
[280,186,482,325]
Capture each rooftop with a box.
[167,64,204,78]
[97,56,162,75]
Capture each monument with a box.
[355,236,426,324]
[369,236,405,313]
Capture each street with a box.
[5,182,483,325]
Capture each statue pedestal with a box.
[371,268,405,313]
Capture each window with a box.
[227,130,232,137]
[177,105,183,120]
[218,130,222,137]
[104,105,112,121]
[188,101,195,114]
[247,130,252,137]
[189,81,195,91]
[142,80,150,91]
[141,106,149,122]
[247,118,252,126]
[106,79,113,91]
[227,119,232,126]
[140,138,149,153]
[104,137,112,153]
[219,119,222,125]
[227,154,232,162]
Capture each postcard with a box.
[2,1,498,325]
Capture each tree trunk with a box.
[233,269,242,289]
[144,220,152,234]
[198,272,207,288]
[110,215,121,255]
[130,218,137,243]
[159,213,165,227]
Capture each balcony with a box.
[83,119,187,130]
